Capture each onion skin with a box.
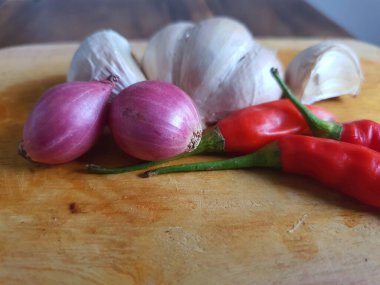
[19,80,114,164]
[109,80,202,161]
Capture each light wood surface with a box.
[1,39,380,285]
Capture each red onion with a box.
[18,78,116,164]
[109,80,202,161]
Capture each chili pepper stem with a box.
[270,68,342,139]
[144,142,281,177]
[86,126,225,174]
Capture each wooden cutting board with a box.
[1,39,380,285]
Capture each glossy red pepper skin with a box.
[340,120,380,152]
[217,99,335,154]
[280,135,380,207]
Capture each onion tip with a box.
[86,164,97,171]
[187,130,202,152]
[143,170,156,178]
[107,74,120,86]
[17,141,32,162]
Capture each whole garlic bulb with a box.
[142,17,284,127]
[67,30,146,96]
[285,41,363,104]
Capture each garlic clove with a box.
[142,22,195,82]
[173,17,258,103]
[67,29,146,96]
[285,41,364,104]
[199,46,284,124]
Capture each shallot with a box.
[18,77,116,164]
[108,80,202,161]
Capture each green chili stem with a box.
[270,68,342,139]
[86,126,225,174]
[144,142,281,177]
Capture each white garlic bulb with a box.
[142,21,194,82]
[285,41,363,104]
[67,30,146,96]
[142,17,284,127]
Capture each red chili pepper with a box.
[87,99,335,174]
[271,68,380,152]
[145,135,380,208]
[218,99,335,154]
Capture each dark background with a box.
[0,0,351,48]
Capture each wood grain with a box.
[0,39,380,284]
[0,0,351,48]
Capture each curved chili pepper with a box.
[217,99,335,154]
[271,68,380,152]
[87,99,335,174]
[145,135,380,208]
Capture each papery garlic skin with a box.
[67,30,146,96]
[205,46,284,124]
[142,17,284,127]
[173,17,257,99]
[142,22,195,82]
[285,41,363,104]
